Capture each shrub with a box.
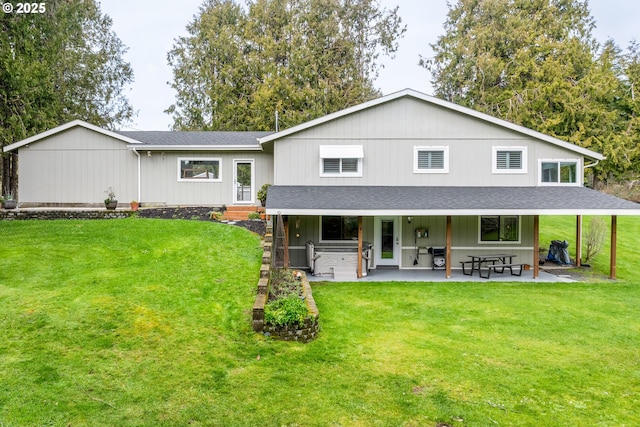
[269,268,302,300]
[247,211,261,220]
[264,294,308,327]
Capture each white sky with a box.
[99,0,640,131]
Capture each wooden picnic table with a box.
[462,254,518,278]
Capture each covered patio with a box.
[267,185,640,280]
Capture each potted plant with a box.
[1,192,17,209]
[104,187,118,210]
[257,183,271,207]
[130,200,140,211]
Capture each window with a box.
[319,145,363,177]
[540,160,578,185]
[492,146,527,174]
[178,158,221,182]
[321,216,359,241]
[480,216,520,242]
[414,146,449,173]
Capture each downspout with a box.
[131,148,141,203]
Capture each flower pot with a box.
[130,201,139,211]
[2,200,17,209]
[105,200,118,210]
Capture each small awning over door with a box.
[319,145,364,159]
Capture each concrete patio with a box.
[306,267,577,283]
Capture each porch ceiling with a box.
[265,185,640,216]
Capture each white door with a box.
[375,217,400,266]
[233,160,254,204]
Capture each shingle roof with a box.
[117,131,273,146]
[266,186,640,215]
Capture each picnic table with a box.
[461,254,523,278]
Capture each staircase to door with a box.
[222,205,265,220]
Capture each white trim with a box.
[127,145,262,151]
[3,120,143,152]
[266,208,640,216]
[492,146,528,174]
[538,159,581,186]
[413,146,449,173]
[177,157,222,182]
[233,159,255,204]
[319,157,363,178]
[257,89,604,161]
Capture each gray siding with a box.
[274,97,583,186]
[140,151,273,206]
[17,127,137,205]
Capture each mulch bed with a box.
[137,207,266,236]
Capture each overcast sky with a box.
[99,0,640,131]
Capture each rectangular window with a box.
[414,146,449,173]
[480,216,520,242]
[319,145,363,177]
[321,216,359,241]
[540,160,578,185]
[178,158,221,182]
[492,146,527,174]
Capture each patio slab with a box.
[306,267,576,283]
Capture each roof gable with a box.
[258,89,604,161]
[3,120,143,153]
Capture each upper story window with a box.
[540,160,579,185]
[319,145,363,177]
[414,146,449,173]
[492,146,527,174]
[178,158,221,182]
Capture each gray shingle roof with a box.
[266,186,640,215]
[117,131,273,146]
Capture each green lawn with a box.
[1,217,639,426]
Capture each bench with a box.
[481,263,527,279]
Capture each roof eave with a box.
[127,145,262,151]
[266,208,640,216]
[3,120,144,153]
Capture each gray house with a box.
[4,89,639,278]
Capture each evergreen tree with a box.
[423,0,637,182]
[166,0,405,131]
[0,0,134,196]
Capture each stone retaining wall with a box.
[252,227,319,343]
[0,209,134,221]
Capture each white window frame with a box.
[538,159,581,186]
[478,215,521,244]
[492,146,528,174]
[177,157,222,182]
[319,145,363,177]
[413,146,449,173]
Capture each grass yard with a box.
[1,217,639,426]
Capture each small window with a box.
[480,216,520,242]
[540,160,578,185]
[492,146,527,174]
[319,145,363,177]
[178,158,221,182]
[414,146,449,173]
[321,216,359,241]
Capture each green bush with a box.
[247,211,261,220]
[264,294,308,327]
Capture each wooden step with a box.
[221,205,262,220]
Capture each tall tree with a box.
[166,0,405,131]
[423,0,636,183]
[0,0,134,196]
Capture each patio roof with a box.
[266,185,640,216]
